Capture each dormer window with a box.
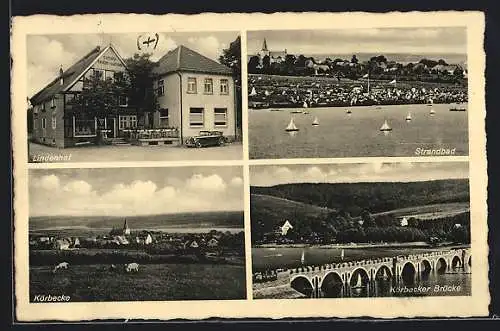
[51,98,56,108]
[118,96,128,107]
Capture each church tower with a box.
[259,38,270,58]
[123,219,130,235]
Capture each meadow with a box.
[30,263,246,302]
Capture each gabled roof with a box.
[153,45,232,77]
[30,44,126,105]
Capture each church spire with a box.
[262,38,268,51]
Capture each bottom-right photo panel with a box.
[250,161,471,299]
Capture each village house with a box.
[29,43,237,147]
[30,44,134,148]
[54,238,71,250]
[151,45,237,144]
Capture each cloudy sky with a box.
[250,162,468,186]
[30,166,243,217]
[27,31,239,97]
[248,27,466,56]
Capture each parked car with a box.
[185,131,228,148]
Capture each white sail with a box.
[340,249,345,260]
[380,120,392,131]
[285,117,299,131]
[302,101,308,108]
[264,90,270,96]
[353,273,362,288]
[249,87,257,96]
[312,117,319,126]
[430,107,435,115]
[406,112,412,121]
[300,250,305,265]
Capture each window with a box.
[187,77,197,94]
[106,70,115,82]
[189,108,204,127]
[214,108,228,127]
[158,80,165,96]
[94,69,105,80]
[34,119,38,129]
[51,114,57,129]
[118,96,128,107]
[119,115,137,130]
[159,108,169,127]
[51,98,56,108]
[41,103,46,112]
[204,78,213,94]
[114,72,124,81]
[74,116,97,137]
[220,79,229,95]
[41,118,46,130]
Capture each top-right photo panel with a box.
[247,27,468,159]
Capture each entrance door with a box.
[108,118,117,138]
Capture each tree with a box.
[248,56,261,74]
[370,55,387,63]
[125,53,159,114]
[262,55,271,72]
[351,55,359,64]
[438,59,448,65]
[219,36,242,138]
[296,55,307,67]
[70,71,127,118]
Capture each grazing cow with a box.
[53,262,69,273]
[125,262,139,273]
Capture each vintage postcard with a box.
[11,11,488,321]
[25,31,242,163]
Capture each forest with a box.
[251,180,470,245]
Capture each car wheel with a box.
[195,140,202,148]
[218,137,225,146]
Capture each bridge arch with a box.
[420,259,432,275]
[348,267,370,287]
[290,275,314,297]
[401,261,416,284]
[436,257,447,273]
[320,271,343,298]
[375,265,392,280]
[452,255,462,269]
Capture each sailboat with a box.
[430,107,436,115]
[380,120,392,131]
[285,117,299,132]
[312,117,319,126]
[352,273,364,289]
[302,100,309,108]
[249,87,257,96]
[340,249,345,261]
[346,109,352,114]
[300,250,305,265]
[405,111,412,122]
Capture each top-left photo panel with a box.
[26,32,242,163]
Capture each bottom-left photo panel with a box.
[27,166,247,302]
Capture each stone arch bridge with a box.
[288,248,471,298]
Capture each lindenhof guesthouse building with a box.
[29,43,237,148]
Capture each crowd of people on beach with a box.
[248,75,468,108]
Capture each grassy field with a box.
[30,263,246,302]
[372,202,470,220]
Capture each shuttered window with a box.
[214,108,227,127]
[189,108,204,127]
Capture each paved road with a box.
[28,142,243,163]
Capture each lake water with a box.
[253,246,471,298]
[249,103,468,159]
